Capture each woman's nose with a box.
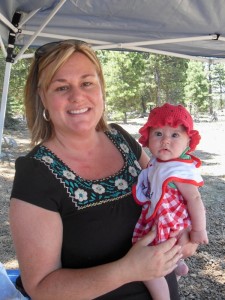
[68,88,83,102]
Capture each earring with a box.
[43,108,50,122]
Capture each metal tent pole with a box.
[0,62,12,156]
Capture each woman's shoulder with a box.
[14,144,50,174]
[108,123,128,135]
[11,144,63,211]
[108,123,136,144]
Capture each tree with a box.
[160,56,188,104]
[146,54,188,107]
[0,48,31,128]
[1,47,225,125]
[102,51,146,123]
[184,61,209,113]
[209,63,225,110]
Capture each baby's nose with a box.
[161,136,170,145]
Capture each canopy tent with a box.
[1,0,225,154]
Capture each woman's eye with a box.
[56,86,68,91]
[82,81,92,87]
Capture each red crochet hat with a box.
[139,103,201,152]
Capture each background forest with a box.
[0,48,225,300]
[1,48,225,127]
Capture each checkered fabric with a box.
[132,185,191,245]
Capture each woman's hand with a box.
[121,227,182,282]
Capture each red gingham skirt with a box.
[132,186,191,245]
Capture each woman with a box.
[10,40,196,299]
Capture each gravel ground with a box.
[0,118,225,299]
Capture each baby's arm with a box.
[175,182,208,244]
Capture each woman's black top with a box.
[11,123,179,299]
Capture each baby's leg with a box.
[144,277,170,300]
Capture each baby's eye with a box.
[172,133,179,138]
[155,131,162,137]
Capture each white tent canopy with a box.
[1,0,225,154]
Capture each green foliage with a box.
[8,56,31,115]
[184,61,209,113]
[147,54,188,106]
[99,51,145,122]
[1,47,225,127]
[209,63,225,110]
[99,51,190,120]
[0,48,32,128]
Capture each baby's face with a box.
[148,125,190,161]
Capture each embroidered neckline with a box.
[39,130,128,182]
[33,127,142,209]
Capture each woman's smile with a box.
[68,108,89,115]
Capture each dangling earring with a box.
[43,108,50,122]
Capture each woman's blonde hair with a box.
[24,40,108,146]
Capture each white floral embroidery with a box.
[110,128,117,135]
[92,184,105,194]
[134,160,142,170]
[42,156,53,164]
[74,189,88,202]
[129,166,137,177]
[63,170,75,180]
[120,143,129,153]
[115,178,128,190]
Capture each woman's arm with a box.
[10,198,182,300]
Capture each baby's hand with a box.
[190,230,209,244]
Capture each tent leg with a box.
[0,62,12,156]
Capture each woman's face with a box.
[39,52,104,136]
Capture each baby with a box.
[132,103,208,300]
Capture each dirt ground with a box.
[0,118,225,299]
